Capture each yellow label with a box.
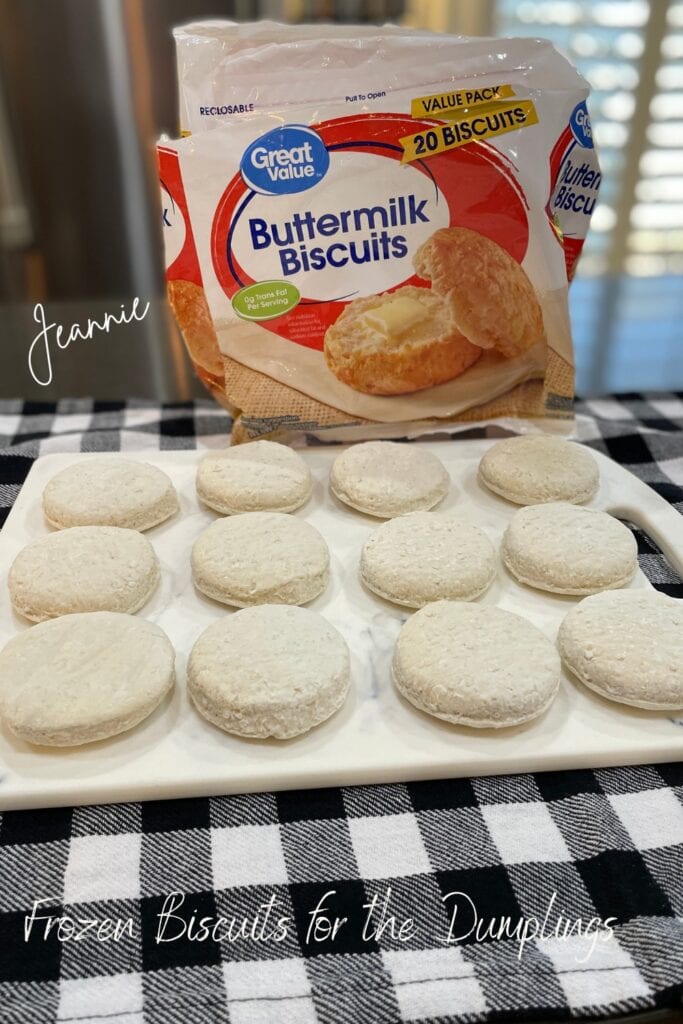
[180,129,192,138]
[400,99,539,163]
[411,84,515,120]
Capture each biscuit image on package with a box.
[323,285,482,395]
[413,227,545,358]
[167,279,224,384]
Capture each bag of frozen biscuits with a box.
[158,24,599,443]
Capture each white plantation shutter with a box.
[495,0,683,279]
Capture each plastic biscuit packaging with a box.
[158,22,600,444]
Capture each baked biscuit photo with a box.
[323,285,481,395]
[167,279,224,384]
[413,227,545,358]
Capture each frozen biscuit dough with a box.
[323,285,482,394]
[8,526,160,622]
[196,440,312,515]
[413,226,545,357]
[478,435,599,505]
[191,511,329,606]
[330,441,449,518]
[361,512,496,607]
[503,503,637,595]
[188,605,350,739]
[0,612,175,746]
[393,601,560,728]
[43,459,179,531]
[558,590,683,710]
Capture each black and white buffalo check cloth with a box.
[0,396,681,1024]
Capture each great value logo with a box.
[240,125,329,196]
[569,101,593,149]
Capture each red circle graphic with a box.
[211,114,530,350]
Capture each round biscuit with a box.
[188,605,350,739]
[8,526,160,622]
[0,612,175,746]
[392,601,560,728]
[43,459,178,531]
[323,285,481,395]
[502,503,637,595]
[361,512,496,607]
[330,442,449,518]
[413,227,544,357]
[191,512,329,607]
[558,590,683,709]
[478,435,599,505]
[196,441,312,515]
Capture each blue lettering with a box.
[249,219,271,250]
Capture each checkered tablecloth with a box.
[0,396,681,1024]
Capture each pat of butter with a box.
[362,297,425,336]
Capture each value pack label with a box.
[410,84,515,119]
[400,99,539,162]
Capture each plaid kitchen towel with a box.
[0,396,681,1024]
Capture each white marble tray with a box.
[1,441,682,810]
